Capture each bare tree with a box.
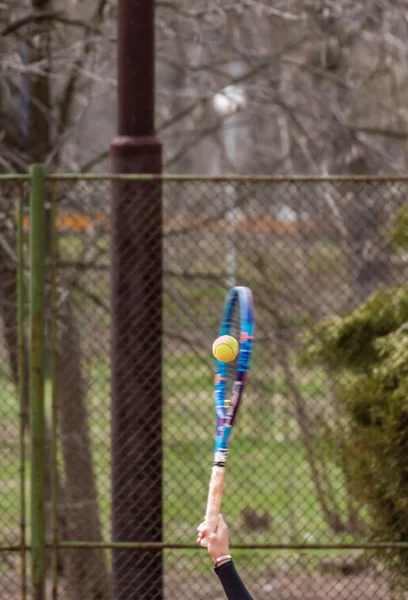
[3,1,408,175]
[1,1,111,598]
[2,0,408,596]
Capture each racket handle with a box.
[200,466,225,548]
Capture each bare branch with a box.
[1,11,102,37]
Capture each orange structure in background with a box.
[22,213,109,233]
[22,213,330,237]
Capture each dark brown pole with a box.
[110,1,163,599]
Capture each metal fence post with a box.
[110,1,163,598]
[49,181,59,600]
[29,164,46,600]
[17,181,27,600]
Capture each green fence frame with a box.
[29,165,47,600]
[17,176,27,600]
[5,166,408,600]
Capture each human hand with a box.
[196,514,230,563]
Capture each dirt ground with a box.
[2,565,407,599]
[165,570,406,600]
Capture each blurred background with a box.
[2,2,408,600]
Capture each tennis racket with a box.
[201,286,255,547]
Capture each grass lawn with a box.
[0,349,360,578]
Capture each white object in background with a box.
[212,84,247,289]
[212,85,247,117]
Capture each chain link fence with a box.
[1,175,408,599]
[0,179,28,600]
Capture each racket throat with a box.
[214,448,228,467]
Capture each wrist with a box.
[213,554,232,568]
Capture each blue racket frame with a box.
[213,286,255,466]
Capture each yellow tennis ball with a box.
[212,335,239,363]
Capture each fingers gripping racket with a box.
[201,286,255,547]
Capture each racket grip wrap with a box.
[201,466,225,548]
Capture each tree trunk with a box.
[277,340,348,533]
[0,217,29,421]
[56,297,111,600]
[25,1,110,594]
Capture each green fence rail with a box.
[2,167,408,599]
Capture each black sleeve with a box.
[214,560,254,600]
